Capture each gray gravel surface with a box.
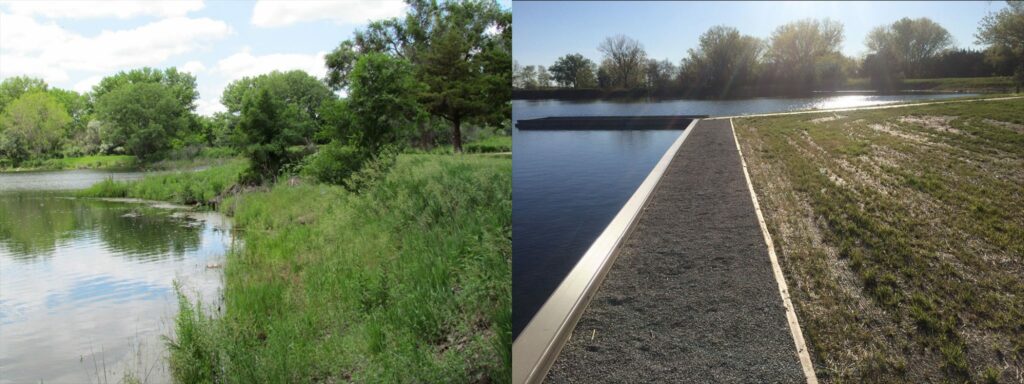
[546,119,805,383]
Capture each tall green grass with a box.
[465,135,511,153]
[78,160,247,206]
[169,153,511,382]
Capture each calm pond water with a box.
[0,182,231,382]
[512,93,974,338]
[0,169,148,192]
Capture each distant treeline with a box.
[515,2,1024,98]
[0,0,511,174]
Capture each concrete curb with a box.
[512,119,699,384]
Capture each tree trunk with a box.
[452,118,463,153]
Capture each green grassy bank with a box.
[843,76,1017,93]
[78,159,247,206]
[465,135,512,153]
[1,154,138,172]
[734,98,1023,383]
[81,152,511,382]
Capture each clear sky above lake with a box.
[513,1,1010,67]
[0,0,510,116]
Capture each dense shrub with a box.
[301,142,368,185]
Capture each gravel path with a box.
[546,119,805,383]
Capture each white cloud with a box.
[0,12,232,85]
[214,48,327,81]
[181,60,207,74]
[0,0,204,19]
[72,75,104,93]
[191,48,329,116]
[195,97,226,116]
[251,0,405,28]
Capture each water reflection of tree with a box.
[94,204,202,261]
[0,194,78,259]
[0,195,202,262]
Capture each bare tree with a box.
[520,65,538,89]
[866,17,953,77]
[512,60,524,88]
[679,26,763,96]
[645,59,677,89]
[766,18,845,89]
[536,65,551,88]
[976,1,1024,92]
[598,35,648,88]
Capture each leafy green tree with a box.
[221,70,335,145]
[866,17,953,78]
[324,40,360,90]
[415,0,510,152]
[576,64,598,88]
[766,18,845,91]
[324,0,511,152]
[204,112,237,148]
[0,92,70,163]
[47,88,92,155]
[977,1,1024,92]
[597,35,647,88]
[94,82,188,159]
[235,87,295,183]
[680,26,763,97]
[0,76,48,113]
[550,54,598,88]
[345,53,425,151]
[92,67,198,111]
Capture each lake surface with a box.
[0,186,231,382]
[512,93,974,338]
[0,169,148,192]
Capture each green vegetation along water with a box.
[734,98,1024,382]
[168,154,511,382]
[0,191,233,383]
[79,152,512,382]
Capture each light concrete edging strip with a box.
[729,118,819,384]
[512,118,699,384]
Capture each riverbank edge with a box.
[512,78,1016,101]
[77,152,513,382]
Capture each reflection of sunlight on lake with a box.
[811,95,899,110]
[512,93,973,120]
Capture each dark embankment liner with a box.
[515,115,706,130]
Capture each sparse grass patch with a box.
[734,97,1024,383]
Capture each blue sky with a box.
[514,1,1010,68]
[0,0,508,115]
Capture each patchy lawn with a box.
[733,98,1024,383]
